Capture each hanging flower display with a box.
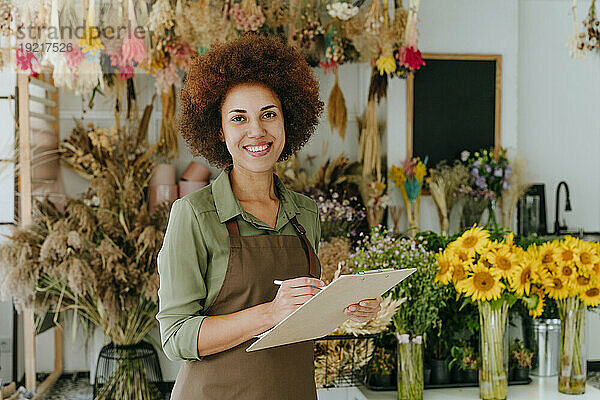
[121,0,146,65]
[326,1,359,21]
[229,0,265,32]
[15,47,40,76]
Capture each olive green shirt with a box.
[156,167,321,362]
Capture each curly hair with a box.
[178,34,324,168]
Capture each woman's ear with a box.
[219,130,225,142]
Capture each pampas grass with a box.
[328,69,347,140]
[428,161,470,234]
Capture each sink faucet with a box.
[554,181,572,234]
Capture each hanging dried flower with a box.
[121,0,147,65]
[148,0,175,34]
[327,1,359,21]
[327,69,347,140]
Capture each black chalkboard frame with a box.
[406,53,503,164]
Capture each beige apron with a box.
[170,215,321,399]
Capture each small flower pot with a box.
[461,368,479,383]
[367,372,395,388]
[450,364,461,383]
[148,184,178,212]
[423,366,431,385]
[429,359,450,385]
[513,367,530,382]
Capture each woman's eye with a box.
[231,115,245,122]
[263,111,276,119]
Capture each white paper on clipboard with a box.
[246,268,416,352]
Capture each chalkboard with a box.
[406,54,502,167]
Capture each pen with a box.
[273,280,326,289]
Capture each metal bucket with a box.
[528,319,561,376]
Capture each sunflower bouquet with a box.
[530,236,600,394]
[389,157,428,234]
[435,225,544,400]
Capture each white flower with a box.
[326,1,359,21]
[460,150,470,162]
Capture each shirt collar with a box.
[212,166,300,224]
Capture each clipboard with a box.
[246,268,416,352]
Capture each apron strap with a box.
[225,217,240,237]
[289,216,319,279]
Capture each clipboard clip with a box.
[357,268,395,275]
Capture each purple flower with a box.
[471,168,479,176]
[502,180,510,190]
[476,176,487,189]
[484,164,492,173]
[473,160,480,168]
[494,168,503,177]
[505,166,512,176]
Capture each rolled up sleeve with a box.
[156,198,208,361]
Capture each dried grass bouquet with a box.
[0,104,167,400]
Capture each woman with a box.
[156,34,382,400]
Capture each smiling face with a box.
[220,83,285,173]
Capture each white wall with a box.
[518,0,600,234]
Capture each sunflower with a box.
[447,242,474,266]
[527,286,546,318]
[454,225,490,256]
[489,245,521,279]
[538,241,559,266]
[557,237,579,264]
[575,240,599,272]
[558,262,577,283]
[581,286,600,307]
[456,263,504,301]
[451,261,468,286]
[544,274,570,300]
[510,259,535,296]
[435,251,455,284]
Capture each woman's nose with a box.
[246,118,266,138]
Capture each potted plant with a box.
[366,347,396,389]
[449,344,479,383]
[510,339,533,381]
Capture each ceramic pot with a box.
[181,161,211,182]
[512,367,529,382]
[150,164,176,186]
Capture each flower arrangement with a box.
[389,157,428,233]
[435,225,545,399]
[457,148,511,230]
[427,160,470,234]
[0,104,166,400]
[309,188,366,242]
[359,177,390,228]
[529,236,600,393]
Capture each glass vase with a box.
[460,197,488,230]
[405,198,421,237]
[486,198,499,231]
[557,297,586,395]
[478,301,509,400]
[396,334,423,400]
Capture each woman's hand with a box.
[269,277,325,326]
[343,295,383,323]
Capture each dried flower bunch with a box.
[308,188,366,241]
[0,105,168,348]
[428,160,470,234]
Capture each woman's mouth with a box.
[243,142,273,157]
